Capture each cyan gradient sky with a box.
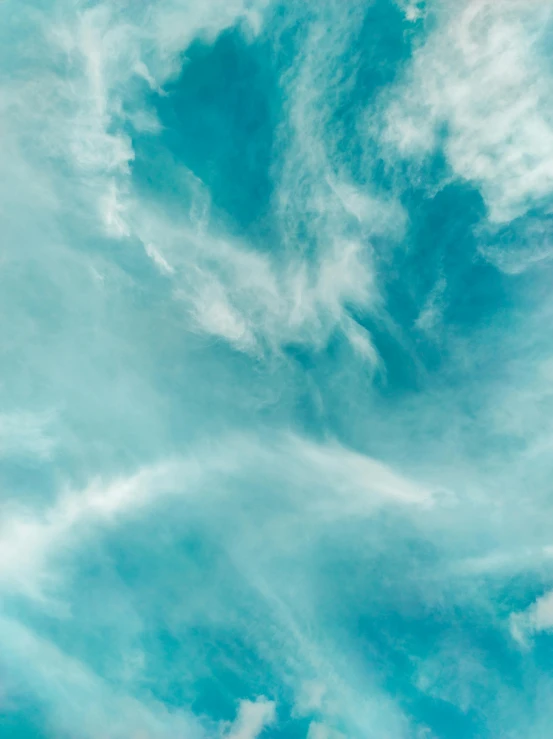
[1,1,553,737]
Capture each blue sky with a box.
[1,0,553,737]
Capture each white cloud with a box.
[477,215,553,275]
[393,0,426,23]
[101,181,131,238]
[0,615,204,739]
[0,617,281,739]
[0,611,280,739]
[14,0,387,362]
[377,0,553,223]
[135,201,378,358]
[0,431,432,604]
[148,0,270,69]
[0,5,521,735]
[510,589,553,646]
[0,427,431,738]
[454,547,553,579]
[236,3,407,359]
[1,0,418,368]
[0,459,202,599]
[226,698,276,739]
[190,280,256,350]
[285,435,434,510]
[415,277,446,334]
[144,243,175,276]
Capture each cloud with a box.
[0,612,281,739]
[7,0,384,362]
[395,1,425,23]
[126,169,380,359]
[225,698,276,739]
[3,1,553,738]
[0,460,190,600]
[0,615,204,739]
[0,610,279,739]
[0,415,432,738]
[0,431,431,603]
[414,277,446,334]
[105,0,409,360]
[282,434,434,510]
[375,0,553,223]
[510,590,553,646]
[476,212,553,275]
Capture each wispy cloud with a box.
[2,0,553,737]
[375,0,553,223]
[0,432,431,600]
[0,615,203,739]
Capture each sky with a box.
[1,0,553,737]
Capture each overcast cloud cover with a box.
[1,0,553,737]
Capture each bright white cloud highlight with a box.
[377,0,553,223]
